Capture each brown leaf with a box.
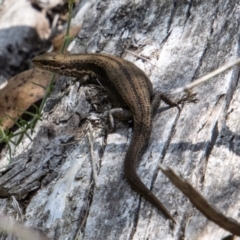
[0,68,53,130]
[52,25,82,52]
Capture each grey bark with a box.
[0,0,240,240]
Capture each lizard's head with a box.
[32,52,69,73]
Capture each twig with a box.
[172,58,240,94]
[125,49,155,66]
[159,164,240,236]
[87,123,98,188]
[11,196,23,221]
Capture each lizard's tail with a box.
[124,125,176,223]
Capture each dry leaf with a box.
[52,25,82,52]
[0,68,53,130]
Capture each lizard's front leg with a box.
[151,89,197,115]
[151,90,180,116]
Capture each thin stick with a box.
[172,58,240,94]
[87,123,98,188]
[159,164,240,236]
[125,49,155,66]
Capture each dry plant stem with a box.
[11,196,23,221]
[172,58,240,94]
[125,49,155,66]
[75,199,91,240]
[87,123,98,188]
[159,165,240,236]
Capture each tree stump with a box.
[0,1,240,239]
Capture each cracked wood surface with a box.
[1,1,240,240]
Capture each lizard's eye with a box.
[40,60,48,65]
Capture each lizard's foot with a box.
[177,90,198,104]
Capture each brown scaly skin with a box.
[33,52,179,223]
